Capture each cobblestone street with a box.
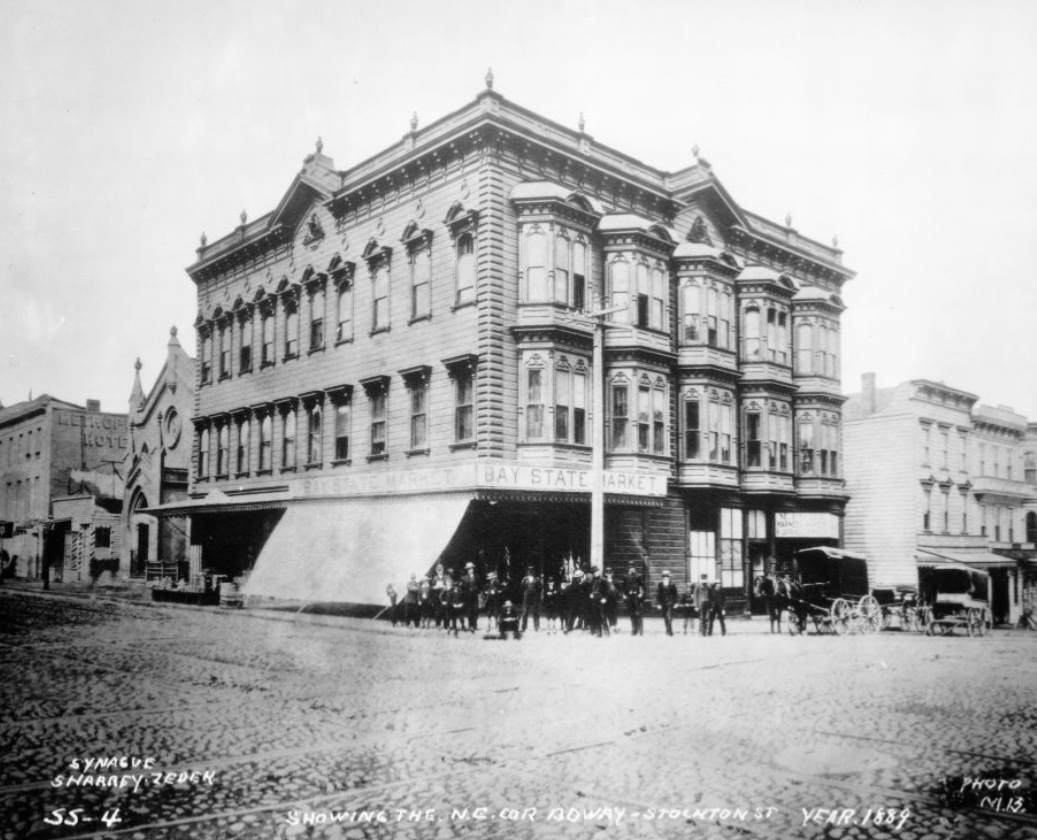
[1,589,1035,840]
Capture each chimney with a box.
[86,399,101,413]
[862,373,876,416]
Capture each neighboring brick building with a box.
[168,75,854,609]
[0,395,128,580]
[843,374,1037,624]
[121,326,194,581]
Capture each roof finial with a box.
[199,231,207,248]
[485,67,494,90]
[316,136,323,154]
[410,111,418,131]
[170,325,178,338]
[692,142,700,160]
[785,212,793,228]
[832,234,839,248]
[134,357,142,372]
[578,112,585,133]
[240,209,247,225]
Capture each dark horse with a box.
[753,574,807,634]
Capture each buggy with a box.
[783,547,882,635]
[918,564,989,637]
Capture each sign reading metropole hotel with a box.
[297,463,667,499]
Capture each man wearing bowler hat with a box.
[656,570,679,636]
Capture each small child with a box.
[499,600,521,640]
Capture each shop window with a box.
[284,300,299,359]
[236,416,250,474]
[198,427,210,478]
[94,527,111,549]
[281,408,297,470]
[307,406,322,465]
[309,287,325,352]
[216,423,229,476]
[261,308,275,366]
[719,508,743,589]
[609,260,630,324]
[258,414,272,471]
[336,279,353,342]
[455,233,476,306]
[610,382,630,450]
[334,401,351,461]
[525,366,545,440]
[239,314,252,373]
[688,530,716,582]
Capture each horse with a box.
[753,574,807,634]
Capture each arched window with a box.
[455,233,476,305]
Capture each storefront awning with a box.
[916,548,1017,570]
[242,494,472,606]
[146,489,293,516]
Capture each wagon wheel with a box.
[779,608,801,636]
[830,598,852,635]
[858,595,882,634]
[966,607,987,637]
[979,608,989,637]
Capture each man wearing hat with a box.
[564,569,585,633]
[520,565,542,633]
[692,573,712,636]
[462,562,480,633]
[656,570,679,636]
[481,571,502,635]
[624,563,645,636]
[499,599,521,640]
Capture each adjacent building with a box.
[168,76,854,609]
[121,327,195,581]
[843,374,1037,624]
[0,395,128,581]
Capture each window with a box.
[336,279,353,342]
[706,286,718,346]
[941,486,950,533]
[1026,451,1036,485]
[334,401,351,461]
[411,248,431,320]
[684,398,701,459]
[719,508,743,589]
[746,410,762,468]
[524,228,548,301]
[94,527,111,549]
[573,368,587,445]
[236,416,250,474]
[688,530,716,582]
[371,392,387,456]
[776,312,788,365]
[525,368,545,440]
[939,429,949,470]
[653,386,666,455]
[796,322,812,374]
[309,287,325,351]
[638,382,651,452]
[768,407,790,472]
[553,233,569,304]
[922,423,932,466]
[633,262,666,330]
[198,427,210,477]
[281,408,296,469]
[239,314,252,373]
[555,362,570,441]
[609,260,630,324]
[827,324,839,377]
[216,423,229,476]
[767,309,777,361]
[456,233,476,306]
[610,383,629,450]
[799,416,814,475]
[307,406,322,465]
[284,300,299,358]
[1027,511,1037,544]
[372,265,389,330]
[200,332,212,384]
[409,386,427,450]
[923,487,932,532]
[572,240,587,311]
[455,371,474,443]
[218,322,230,378]
[744,308,761,360]
[682,285,700,342]
[261,309,275,366]
[259,414,272,471]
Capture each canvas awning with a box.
[242,494,472,606]
[916,548,1017,570]
[147,489,293,516]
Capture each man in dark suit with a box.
[692,573,711,636]
[656,570,679,636]
[624,563,645,636]
[520,565,542,633]
[708,582,728,636]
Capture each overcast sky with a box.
[2,0,1036,418]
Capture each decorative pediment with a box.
[362,238,392,266]
[444,202,479,237]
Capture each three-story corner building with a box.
[171,77,854,609]
[842,374,1037,625]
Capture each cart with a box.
[872,586,921,632]
[919,564,989,637]
[784,547,882,635]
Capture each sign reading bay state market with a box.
[477,464,667,497]
[775,512,840,539]
[296,463,667,498]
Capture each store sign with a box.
[476,464,667,497]
[298,465,471,497]
[775,512,840,539]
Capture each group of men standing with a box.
[387,562,726,639]
[655,572,728,637]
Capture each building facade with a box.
[843,374,1037,624]
[174,77,854,608]
[0,395,128,580]
[121,327,195,581]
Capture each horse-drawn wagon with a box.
[754,546,881,635]
[918,564,989,637]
